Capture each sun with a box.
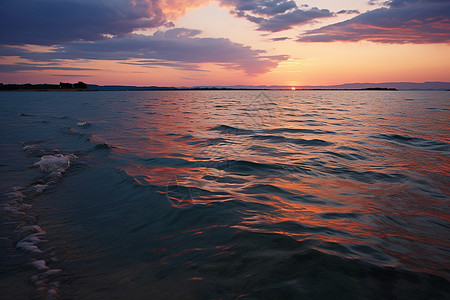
[291,87,296,91]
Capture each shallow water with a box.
[0,90,449,299]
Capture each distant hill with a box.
[217,82,449,90]
[298,82,450,90]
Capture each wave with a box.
[262,128,336,135]
[59,126,91,143]
[323,151,370,161]
[90,142,114,151]
[320,165,409,183]
[319,212,359,219]
[372,134,450,152]
[1,126,114,298]
[209,159,282,176]
[251,134,333,146]
[187,137,229,146]
[1,151,73,298]
[240,183,326,204]
[209,125,254,135]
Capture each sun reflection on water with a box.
[103,90,450,278]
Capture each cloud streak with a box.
[0,62,98,73]
[298,0,450,43]
[1,29,288,75]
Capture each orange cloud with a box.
[159,0,212,20]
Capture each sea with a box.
[0,90,449,299]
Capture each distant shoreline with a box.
[0,82,91,92]
[2,81,448,91]
[0,89,97,92]
[0,88,399,92]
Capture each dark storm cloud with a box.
[0,0,167,45]
[2,29,289,75]
[0,62,98,73]
[298,0,450,43]
[222,0,334,32]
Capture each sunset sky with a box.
[0,0,449,86]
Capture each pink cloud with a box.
[298,0,450,44]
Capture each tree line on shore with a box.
[0,81,88,90]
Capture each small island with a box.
[0,81,95,91]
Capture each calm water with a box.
[0,90,449,299]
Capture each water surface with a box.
[1,90,449,299]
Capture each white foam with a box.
[31,260,49,271]
[5,145,67,299]
[32,184,49,193]
[41,269,62,277]
[16,241,42,253]
[33,154,76,175]
[23,225,46,234]
[7,191,25,200]
[24,233,46,242]
[77,121,90,127]
[16,233,46,253]
[2,200,30,214]
[2,203,21,214]
[6,199,31,209]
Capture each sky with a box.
[0,0,449,86]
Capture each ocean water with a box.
[0,90,449,299]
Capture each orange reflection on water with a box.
[101,91,449,279]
